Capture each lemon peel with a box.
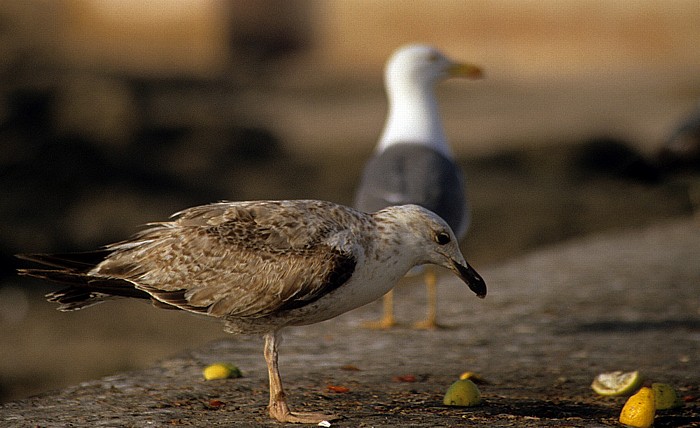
[459,371,488,384]
[443,379,481,407]
[652,383,683,410]
[619,386,655,428]
[591,370,642,396]
[203,362,242,380]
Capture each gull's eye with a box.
[435,231,451,245]
[428,53,439,62]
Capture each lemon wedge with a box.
[459,371,488,384]
[619,386,655,428]
[652,383,683,410]
[203,362,242,380]
[443,379,481,407]
[591,370,642,396]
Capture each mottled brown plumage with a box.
[18,199,486,423]
[20,201,360,324]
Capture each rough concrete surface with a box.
[1,217,698,427]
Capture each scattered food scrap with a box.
[392,374,417,383]
[591,370,642,396]
[202,362,242,381]
[327,385,350,393]
[459,371,489,385]
[619,386,655,428]
[443,378,481,407]
[651,383,683,410]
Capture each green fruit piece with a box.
[203,362,242,380]
[652,383,683,410]
[619,386,655,428]
[591,370,642,396]
[443,379,481,407]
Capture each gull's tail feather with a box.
[16,251,151,311]
[16,250,112,271]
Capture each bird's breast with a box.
[283,252,410,326]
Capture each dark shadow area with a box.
[478,397,614,420]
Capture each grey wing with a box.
[354,143,469,237]
[94,201,358,318]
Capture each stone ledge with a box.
[2,218,699,427]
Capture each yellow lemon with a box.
[459,371,488,384]
[591,370,642,396]
[203,362,242,380]
[652,383,683,410]
[443,379,481,407]
[619,386,656,428]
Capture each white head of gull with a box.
[18,199,486,424]
[377,44,482,158]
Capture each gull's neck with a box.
[370,207,424,270]
[376,81,453,158]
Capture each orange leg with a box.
[413,266,441,330]
[362,289,398,329]
[264,332,338,423]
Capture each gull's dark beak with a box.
[453,261,487,298]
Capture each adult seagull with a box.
[355,44,482,329]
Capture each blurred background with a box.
[1,0,699,402]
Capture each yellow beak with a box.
[448,62,483,79]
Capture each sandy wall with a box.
[5,0,698,79]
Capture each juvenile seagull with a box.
[18,199,486,424]
[355,44,482,329]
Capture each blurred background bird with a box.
[354,44,482,329]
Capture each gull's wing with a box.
[93,200,359,318]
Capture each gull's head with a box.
[375,204,487,298]
[385,44,482,89]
